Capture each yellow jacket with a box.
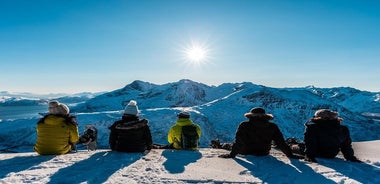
[34,115,79,155]
[168,118,202,149]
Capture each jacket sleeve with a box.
[272,124,293,157]
[167,127,174,144]
[145,125,153,150]
[109,122,117,150]
[196,124,202,138]
[340,126,356,160]
[230,123,245,157]
[68,124,79,144]
[304,125,318,159]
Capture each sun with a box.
[182,41,211,65]
[186,45,207,63]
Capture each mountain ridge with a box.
[1,79,379,148]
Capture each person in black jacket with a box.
[303,109,361,163]
[219,107,300,159]
[109,100,152,152]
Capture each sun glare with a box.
[181,41,211,65]
[186,45,207,62]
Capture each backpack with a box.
[285,137,305,155]
[79,125,98,144]
[181,125,199,149]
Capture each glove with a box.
[347,157,362,163]
[304,156,317,163]
[218,154,235,158]
[288,154,304,159]
[146,144,152,150]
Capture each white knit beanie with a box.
[124,100,139,116]
[48,100,70,116]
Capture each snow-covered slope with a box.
[70,79,380,143]
[0,91,100,107]
[0,141,379,183]
[1,79,379,150]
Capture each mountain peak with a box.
[122,80,155,92]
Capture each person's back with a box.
[109,100,152,152]
[168,111,201,150]
[219,107,296,159]
[109,115,152,152]
[34,101,79,155]
[304,109,360,162]
[233,119,286,156]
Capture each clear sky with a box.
[1,0,379,94]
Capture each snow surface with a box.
[0,141,379,183]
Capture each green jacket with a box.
[167,118,202,149]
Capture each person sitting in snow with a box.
[167,110,202,150]
[109,100,153,152]
[34,100,79,155]
[302,109,361,163]
[218,107,301,159]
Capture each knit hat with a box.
[244,107,273,119]
[48,100,69,116]
[178,110,190,118]
[124,100,139,116]
[313,109,341,121]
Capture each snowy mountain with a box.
[0,96,46,106]
[0,91,101,107]
[69,79,380,144]
[1,79,379,150]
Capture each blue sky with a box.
[1,0,379,93]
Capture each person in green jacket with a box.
[167,111,201,150]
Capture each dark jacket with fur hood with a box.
[109,115,152,152]
[229,114,293,157]
[304,118,356,160]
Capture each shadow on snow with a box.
[0,154,55,178]
[318,158,380,184]
[47,151,142,184]
[235,155,336,184]
[162,149,202,174]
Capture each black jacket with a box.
[304,119,355,160]
[109,115,153,152]
[229,117,293,157]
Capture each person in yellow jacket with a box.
[34,100,79,155]
[168,111,202,150]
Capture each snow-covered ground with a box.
[0,141,379,183]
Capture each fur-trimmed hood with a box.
[244,107,273,120]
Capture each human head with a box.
[177,110,190,119]
[312,109,343,121]
[244,107,273,119]
[48,100,70,116]
[124,100,139,116]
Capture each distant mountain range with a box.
[0,91,101,106]
[1,79,380,148]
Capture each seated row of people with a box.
[213,107,361,163]
[34,100,360,163]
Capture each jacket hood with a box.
[114,119,148,130]
[43,115,67,125]
[306,119,341,126]
[176,118,194,126]
[249,119,272,127]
